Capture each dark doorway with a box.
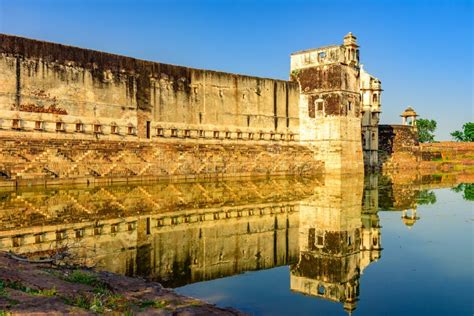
[146,217,151,235]
[146,121,151,139]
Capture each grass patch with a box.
[0,281,7,297]
[139,299,169,310]
[0,281,19,307]
[64,270,98,286]
[64,270,113,297]
[62,270,131,312]
[0,279,56,297]
[63,295,91,310]
[63,293,131,313]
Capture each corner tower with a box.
[290,33,364,174]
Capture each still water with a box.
[0,173,472,315]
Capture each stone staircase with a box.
[136,187,161,210]
[100,151,129,177]
[15,196,46,217]
[13,149,53,178]
[63,193,92,214]
[98,188,126,210]
[65,150,94,176]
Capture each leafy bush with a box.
[417,118,437,143]
[451,122,474,142]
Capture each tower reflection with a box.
[290,173,381,314]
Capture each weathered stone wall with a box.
[0,34,300,142]
[419,142,474,161]
[378,124,418,170]
[0,33,372,182]
[379,124,474,172]
[0,136,321,187]
[0,34,323,185]
[378,124,414,167]
[378,124,419,154]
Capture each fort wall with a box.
[0,34,300,141]
[0,34,322,185]
[0,33,371,184]
[379,124,474,172]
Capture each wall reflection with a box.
[0,178,320,286]
[0,171,467,312]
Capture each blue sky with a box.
[1,0,472,140]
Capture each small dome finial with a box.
[343,32,358,46]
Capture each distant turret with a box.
[401,107,418,127]
[343,32,359,66]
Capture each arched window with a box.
[75,121,84,133]
[94,123,102,134]
[35,120,43,131]
[373,94,378,103]
[110,122,119,134]
[127,124,135,135]
[156,127,164,137]
[56,121,65,132]
[12,118,21,130]
[318,285,325,295]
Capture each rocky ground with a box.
[0,253,244,315]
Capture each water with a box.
[0,173,472,315]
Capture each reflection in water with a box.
[451,183,474,201]
[0,172,469,314]
[290,175,381,314]
[0,178,320,286]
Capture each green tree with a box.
[450,122,474,142]
[464,184,474,201]
[452,183,474,201]
[417,190,437,205]
[417,118,437,143]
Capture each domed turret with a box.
[400,106,418,126]
[343,32,359,66]
[344,32,358,47]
